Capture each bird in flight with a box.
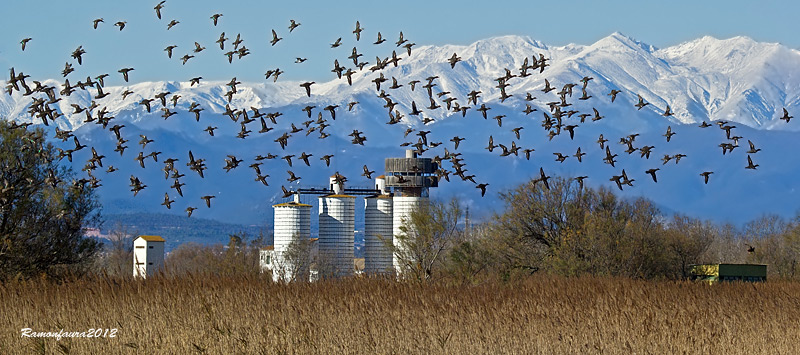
[289,19,301,32]
[635,94,649,110]
[645,168,660,183]
[780,108,793,123]
[154,1,166,19]
[608,89,621,103]
[161,193,174,209]
[353,21,364,41]
[118,67,134,82]
[745,155,759,170]
[476,183,489,197]
[201,195,216,208]
[700,171,713,184]
[362,165,375,179]
[210,13,223,26]
[20,38,32,51]
[300,82,315,97]
[320,154,334,167]
[270,29,282,46]
[448,53,461,69]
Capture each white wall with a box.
[133,238,165,278]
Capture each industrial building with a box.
[133,235,165,278]
[263,193,315,282]
[267,150,437,280]
[318,174,357,277]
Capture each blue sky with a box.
[1,0,797,85]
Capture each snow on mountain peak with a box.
[590,32,658,54]
[657,35,780,72]
[3,33,800,133]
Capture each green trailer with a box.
[690,263,767,283]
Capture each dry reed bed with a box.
[1,275,800,354]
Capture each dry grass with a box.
[2,275,800,354]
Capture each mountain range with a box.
[2,32,799,230]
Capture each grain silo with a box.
[318,174,356,277]
[270,193,312,282]
[364,176,393,274]
[383,150,438,273]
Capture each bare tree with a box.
[664,215,715,278]
[393,198,462,281]
[274,236,315,282]
[93,223,137,277]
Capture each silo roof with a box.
[272,202,313,207]
[137,235,165,242]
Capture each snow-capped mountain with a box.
[2,33,799,227]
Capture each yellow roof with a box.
[137,235,165,242]
[310,237,319,242]
[261,246,274,251]
[272,202,312,207]
[376,175,386,179]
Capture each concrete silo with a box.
[270,193,312,282]
[383,150,438,273]
[318,174,356,277]
[364,176,393,274]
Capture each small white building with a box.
[133,235,165,278]
[260,238,319,282]
[259,246,275,274]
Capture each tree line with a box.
[394,177,800,283]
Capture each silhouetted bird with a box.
[476,183,489,197]
[700,171,713,184]
[780,108,793,123]
[161,193,174,209]
[745,155,759,170]
[154,1,166,19]
[201,195,215,208]
[118,68,134,82]
[635,94,649,110]
[362,165,375,179]
[210,13,223,26]
[608,89,621,103]
[353,21,364,41]
[288,19,301,32]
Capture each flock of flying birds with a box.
[3,1,796,218]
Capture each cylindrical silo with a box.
[272,198,312,282]
[318,193,355,277]
[364,194,393,274]
[392,196,426,272]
